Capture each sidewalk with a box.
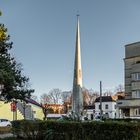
[0,133,14,139]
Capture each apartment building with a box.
[117,42,140,118]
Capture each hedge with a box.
[12,120,140,140]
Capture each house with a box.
[0,99,44,121]
[83,105,95,120]
[117,42,140,118]
[95,96,117,119]
[44,104,65,114]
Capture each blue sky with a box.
[1,0,140,97]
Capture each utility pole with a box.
[100,81,102,120]
[23,101,26,120]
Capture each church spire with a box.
[72,15,83,116]
[74,15,82,86]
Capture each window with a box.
[136,110,137,115]
[115,113,116,118]
[91,114,93,120]
[132,90,140,98]
[99,105,101,109]
[136,61,140,64]
[105,104,108,109]
[132,73,140,81]
[137,109,140,115]
[114,105,117,109]
[135,108,140,116]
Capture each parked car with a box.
[0,119,12,127]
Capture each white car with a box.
[0,119,12,127]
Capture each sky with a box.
[1,0,140,97]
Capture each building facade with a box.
[117,42,140,118]
[0,100,44,121]
[83,105,95,120]
[95,96,117,119]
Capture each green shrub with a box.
[12,120,47,140]
[12,120,140,140]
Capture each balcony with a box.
[117,98,140,108]
[131,82,140,90]
[132,63,140,72]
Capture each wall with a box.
[95,101,116,118]
[0,101,23,121]
[31,105,44,120]
[0,101,44,121]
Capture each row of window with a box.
[132,73,140,81]
[98,104,116,110]
[132,90,140,98]
[131,73,140,98]
[135,108,140,116]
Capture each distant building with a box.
[117,42,140,118]
[95,96,117,118]
[83,105,95,120]
[44,104,64,114]
[114,92,125,100]
[0,99,44,121]
[46,114,66,120]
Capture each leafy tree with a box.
[0,24,34,101]
[0,24,6,41]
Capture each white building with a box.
[95,96,117,119]
[83,105,95,120]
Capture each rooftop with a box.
[95,96,116,102]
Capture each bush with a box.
[12,120,140,140]
[45,121,140,140]
[12,120,47,140]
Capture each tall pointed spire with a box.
[72,15,83,116]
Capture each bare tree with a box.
[48,88,62,104]
[82,88,90,106]
[89,90,99,104]
[115,84,124,92]
[40,93,49,104]
[82,88,100,105]
[103,90,114,96]
[62,91,72,103]
[40,88,63,104]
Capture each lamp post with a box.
[23,101,26,120]
[11,101,17,121]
